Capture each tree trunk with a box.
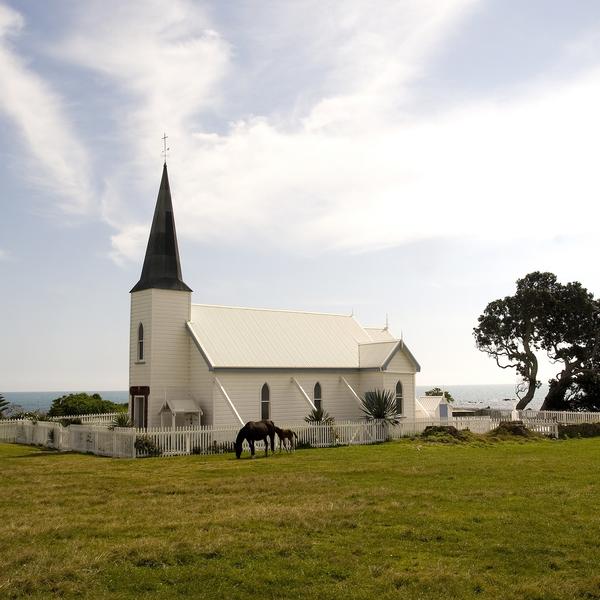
[515,337,539,410]
[541,367,573,410]
[515,375,538,410]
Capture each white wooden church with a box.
[129,164,421,429]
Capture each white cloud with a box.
[0,4,93,213]
[52,0,480,261]
[38,0,600,263]
[166,70,600,257]
[55,0,230,170]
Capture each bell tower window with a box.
[138,323,144,361]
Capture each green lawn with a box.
[1,438,599,600]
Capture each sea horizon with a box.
[3,383,549,413]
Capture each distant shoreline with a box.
[3,383,548,412]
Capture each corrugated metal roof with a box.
[364,327,395,342]
[359,341,399,368]
[188,304,421,371]
[188,304,383,368]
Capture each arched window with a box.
[261,383,270,420]
[314,382,322,410]
[395,381,403,415]
[137,323,144,361]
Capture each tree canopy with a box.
[425,387,455,403]
[474,272,600,410]
[47,393,126,417]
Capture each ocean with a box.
[3,384,548,413]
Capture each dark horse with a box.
[235,420,276,459]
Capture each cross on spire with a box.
[162,133,169,163]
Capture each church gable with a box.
[383,343,420,373]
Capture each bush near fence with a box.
[557,423,600,438]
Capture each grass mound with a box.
[420,425,476,443]
[558,422,600,439]
[489,421,538,439]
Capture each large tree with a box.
[539,282,600,410]
[474,272,559,409]
[475,272,600,410]
[47,393,125,417]
[563,370,600,412]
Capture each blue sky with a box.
[1,0,600,391]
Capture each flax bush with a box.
[360,389,400,425]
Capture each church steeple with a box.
[130,163,192,293]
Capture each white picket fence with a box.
[0,420,136,458]
[134,417,501,456]
[519,410,600,424]
[3,411,597,458]
[135,420,391,456]
[48,412,122,425]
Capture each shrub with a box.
[58,417,82,427]
[134,435,162,457]
[558,423,600,439]
[22,412,51,423]
[305,406,335,425]
[47,393,127,417]
[295,440,312,450]
[110,413,133,429]
[360,389,400,425]
[192,441,233,455]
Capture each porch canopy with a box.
[159,397,203,429]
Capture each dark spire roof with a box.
[130,163,192,293]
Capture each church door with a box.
[133,395,147,428]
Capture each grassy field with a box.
[1,438,599,600]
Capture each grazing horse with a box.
[275,426,298,452]
[235,420,276,459]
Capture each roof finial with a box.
[162,132,169,164]
[385,313,389,330]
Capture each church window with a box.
[261,383,270,420]
[138,323,144,361]
[314,382,322,410]
[395,381,403,415]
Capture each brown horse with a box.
[235,420,276,459]
[275,426,298,452]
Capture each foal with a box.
[274,426,298,452]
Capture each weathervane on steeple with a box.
[162,133,169,164]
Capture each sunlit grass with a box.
[1,438,599,599]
